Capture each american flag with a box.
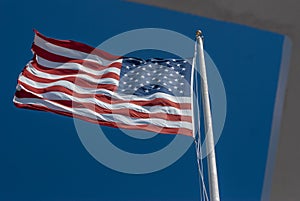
[13,31,193,137]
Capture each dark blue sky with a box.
[0,1,286,201]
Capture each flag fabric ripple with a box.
[13,31,193,136]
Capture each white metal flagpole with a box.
[196,30,221,201]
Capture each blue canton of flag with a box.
[118,58,192,97]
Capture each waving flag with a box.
[13,31,193,136]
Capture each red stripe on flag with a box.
[15,90,192,122]
[18,80,191,110]
[31,61,119,79]
[32,45,122,71]
[22,69,118,91]
[34,30,121,61]
[14,101,193,137]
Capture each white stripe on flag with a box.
[14,97,193,130]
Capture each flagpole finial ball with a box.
[196,30,203,37]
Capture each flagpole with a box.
[196,30,221,201]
